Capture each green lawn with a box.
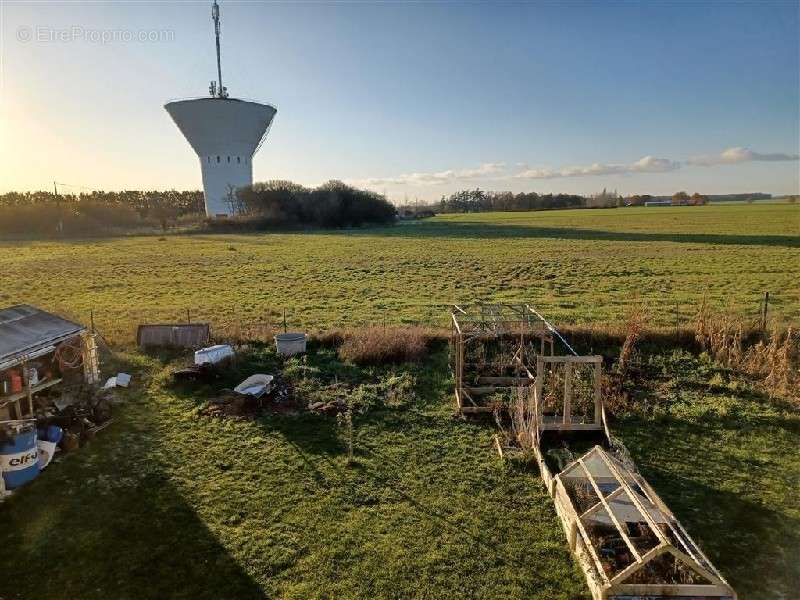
[615,348,800,599]
[0,203,797,343]
[0,346,589,600]
[0,342,796,599]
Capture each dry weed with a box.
[695,300,798,404]
[337,326,431,365]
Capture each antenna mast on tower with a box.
[210,0,228,98]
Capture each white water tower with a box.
[165,1,276,217]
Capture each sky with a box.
[1,1,798,202]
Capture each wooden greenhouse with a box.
[545,445,737,599]
[451,303,737,599]
[451,304,555,413]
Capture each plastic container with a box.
[0,421,39,489]
[194,344,235,366]
[275,333,307,357]
[234,374,274,397]
[9,371,23,394]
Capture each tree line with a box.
[0,190,206,237]
[0,182,396,237]
[437,189,585,213]
[0,189,205,214]
[397,188,717,215]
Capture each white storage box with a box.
[194,344,235,366]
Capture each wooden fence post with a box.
[761,292,769,331]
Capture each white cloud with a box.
[351,146,797,188]
[514,155,679,180]
[354,162,507,187]
[687,146,800,166]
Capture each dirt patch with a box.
[200,375,299,418]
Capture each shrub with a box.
[338,326,430,365]
[237,180,396,229]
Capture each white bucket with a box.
[275,333,306,357]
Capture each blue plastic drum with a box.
[1,421,39,490]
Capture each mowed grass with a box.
[0,347,589,600]
[0,344,796,599]
[0,203,797,342]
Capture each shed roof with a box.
[0,305,85,367]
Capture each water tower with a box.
[165,1,277,217]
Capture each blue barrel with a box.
[1,422,39,490]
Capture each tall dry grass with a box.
[695,299,799,404]
[603,303,648,413]
[337,326,434,365]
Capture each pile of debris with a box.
[172,344,299,419]
[200,374,295,418]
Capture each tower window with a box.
[216,155,220,163]
[227,156,230,163]
[237,156,240,164]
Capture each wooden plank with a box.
[539,355,603,364]
[452,312,462,334]
[593,359,602,426]
[0,377,64,409]
[538,423,603,431]
[610,583,733,597]
[476,376,533,385]
[460,388,478,406]
[493,434,504,458]
[535,356,544,423]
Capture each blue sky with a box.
[1,1,798,201]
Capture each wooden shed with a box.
[0,305,99,420]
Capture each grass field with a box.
[0,342,797,599]
[0,202,798,599]
[0,203,797,342]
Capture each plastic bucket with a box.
[275,333,307,357]
[0,421,39,490]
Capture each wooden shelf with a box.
[0,377,63,409]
